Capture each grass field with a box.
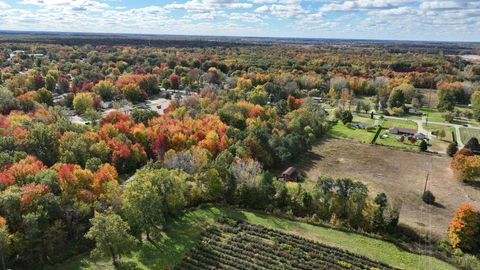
[424,124,455,142]
[376,130,419,150]
[459,128,480,143]
[378,118,418,130]
[329,116,419,150]
[53,206,455,270]
[420,108,445,123]
[328,115,377,144]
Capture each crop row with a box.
[174,219,397,270]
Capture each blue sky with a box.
[0,0,479,42]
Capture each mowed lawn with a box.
[329,116,419,150]
[328,115,377,144]
[424,124,455,142]
[53,206,455,270]
[460,128,480,143]
[379,118,418,130]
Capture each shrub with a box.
[341,110,353,124]
[419,140,428,152]
[422,190,435,204]
[447,143,458,157]
[454,254,480,270]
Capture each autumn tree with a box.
[85,211,136,268]
[73,92,94,113]
[92,80,116,101]
[448,204,479,251]
[121,83,147,103]
[451,150,480,181]
[168,73,180,90]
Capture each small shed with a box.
[281,167,299,182]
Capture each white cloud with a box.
[0,1,9,9]
[420,1,480,10]
[255,4,308,18]
[166,0,252,12]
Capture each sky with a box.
[0,0,479,42]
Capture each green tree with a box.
[437,89,455,112]
[392,83,415,103]
[73,93,94,113]
[26,123,59,166]
[122,84,146,103]
[387,88,405,109]
[85,211,136,268]
[123,169,186,241]
[45,74,57,91]
[34,87,53,106]
[92,80,116,101]
[247,89,268,105]
[59,132,95,166]
[131,109,159,125]
[139,75,160,96]
[0,225,9,270]
[84,108,101,125]
[340,110,353,124]
[203,168,224,201]
[419,140,428,152]
[447,142,458,157]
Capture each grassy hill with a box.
[52,206,455,270]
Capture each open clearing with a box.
[296,139,480,239]
[54,207,454,270]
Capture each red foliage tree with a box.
[168,73,180,89]
[20,183,50,209]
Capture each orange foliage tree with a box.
[450,150,480,181]
[448,204,479,251]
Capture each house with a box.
[388,127,416,137]
[281,167,300,182]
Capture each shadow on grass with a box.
[431,201,446,209]
[137,206,248,269]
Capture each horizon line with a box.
[1,29,480,45]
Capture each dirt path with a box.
[297,139,480,239]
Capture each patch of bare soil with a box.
[297,139,480,239]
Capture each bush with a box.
[422,190,435,204]
[454,254,480,270]
[419,140,428,152]
[447,143,458,157]
[340,110,353,124]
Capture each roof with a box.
[282,167,298,176]
[389,127,416,134]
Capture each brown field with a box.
[296,139,480,239]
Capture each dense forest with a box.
[0,37,480,269]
